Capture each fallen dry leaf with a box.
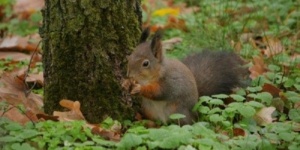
[162,37,182,51]
[0,52,31,61]
[148,16,188,32]
[39,109,122,141]
[262,83,281,97]
[149,25,164,32]
[254,107,276,126]
[165,16,188,32]
[239,34,285,58]
[250,36,285,57]
[53,99,85,121]
[36,113,59,121]
[0,53,42,78]
[0,71,43,124]
[231,40,242,52]
[2,106,36,125]
[26,72,44,87]
[263,37,285,57]
[8,68,44,90]
[233,128,246,137]
[0,35,41,52]
[249,56,267,79]
[180,6,200,14]
[91,126,121,141]
[14,0,44,19]
[0,6,4,19]
[240,33,255,43]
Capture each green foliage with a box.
[0,0,42,36]
[189,48,300,149]
[165,0,300,58]
[1,0,299,149]
[0,118,116,150]
[2,115,299,149]
[0,58,29,71]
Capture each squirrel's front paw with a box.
[130,83,141,95]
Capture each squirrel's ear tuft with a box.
[151,29,163,62]
[139,27,150,43]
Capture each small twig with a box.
[23,40,42,97]
[1,102,36,126]
[0,105,14,117]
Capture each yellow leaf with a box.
[152,8,180,17]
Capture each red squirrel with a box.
[122,28,247,124]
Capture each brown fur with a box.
[124,30,198,124]
[140,82,162,99]
[182,50,248,96]
[123,29,248,125]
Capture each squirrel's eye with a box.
[142,60,150,68]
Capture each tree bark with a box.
[40,0,142,123]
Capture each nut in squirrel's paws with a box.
[130,83,141,95]
[121,79,132,91]
[122,79,141,95]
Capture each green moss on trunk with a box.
[40,0,142,123]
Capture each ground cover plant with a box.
[0,0,299,149]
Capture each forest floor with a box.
[0,0,300,149]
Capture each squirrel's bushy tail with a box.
[182,50,249,96]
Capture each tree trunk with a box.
[40,0,142,123]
